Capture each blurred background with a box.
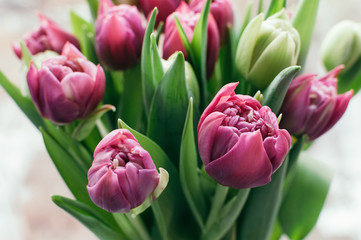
[0,0,360,239]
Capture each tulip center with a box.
[219,98,277,139]
[110,148,144,170]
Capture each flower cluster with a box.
[2,0,358,239]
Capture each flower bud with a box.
[279,66,353,141]
[197,82,291,189]
[235,10,300,90]
[87,129,161,213]
[26,43,105,124]
[13,14,80,59]
[95,0,145,70]
[139,0,181,26]
[321,20,361,73]
[163,2,220,78]
[189,0,234,42]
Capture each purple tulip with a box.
[189,0,234,42]
[163,1,220,78]
[280,66,353,141]
[13,14,80,59]
[26,42,105,124]
[139,0,181,26]
[197,82,291,189]
[95,0,145,70]
[87,129,160,213]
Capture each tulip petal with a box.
[198,112,226,166]
[205,131,272,189]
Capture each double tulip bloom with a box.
[13,14,80,59]
[87,129,161,213]
[197,83,291,189]
[280,66,353,141]
[27,43,105,124]
[163,2,220,77]
[95,0,145,70]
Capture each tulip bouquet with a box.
[1,0,359,239]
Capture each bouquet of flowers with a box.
[1,0,360,239]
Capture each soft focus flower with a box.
[235,10,300,90]
[26,42,105,124]
[139,0,181,26]
[189,0,234,42]
[279,66,353,141]
[87,129,160,213]
[95,0,145,70]
[13,14,80,59]
[163,2,220,78]
[197,82,291,189]
[321,20,361,73]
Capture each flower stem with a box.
[204,184,229,232]
[151,200,168,240]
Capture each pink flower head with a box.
[95,0,145,70]
[280,65,353,141]
[139,0,181,26]
[197,82,291,189]
[13,14,80,59]
[163,1,220,78]
[26,42,105,124]
[189,0,234,42]
[87,129,160,213]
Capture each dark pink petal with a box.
[198,112,226,165]
[205,131,272,189]
[198,82,238,130]
[98,0,115,16]
[26,63,41,109]
[211,126,239,160]
[94,129,138,156]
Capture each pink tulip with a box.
[139,0,181,26]
[13,14,80,59]
[163,1,220,78]
[189,0,234,42]
[280,66,353,141]
[95,0,145,70]
[26,43,105,124]
[197,82,291,189]
[87,129,160,213]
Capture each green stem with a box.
[126,214,151,240]
[204,184,229,232]
[151,201,168,240]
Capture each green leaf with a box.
[266,0,286,18]
[86,0,98,20]
[203,188,250,240]
[52,195,126,240]
[72,104,115,141]
[147,52,190,164]
[141,8,158,116]
[262,66,300,114]
[179,98,206,230]
[0,71,45,128]
[40,127,90,203]
[20,42,34,68]
[237,158,289,240]
[151,33,164,85]
[70,11,98,63]
[279,154,332,240]
[190,0,212,108]
[292,0,320,66]
[270,219,283,240]
[174,15,192,57]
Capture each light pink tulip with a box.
[13,14,80,59]
[280,65,353,141]
[95,0,145,70]
[87,129,160,213]
[26,43,105,124]
[198,82,291,189]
